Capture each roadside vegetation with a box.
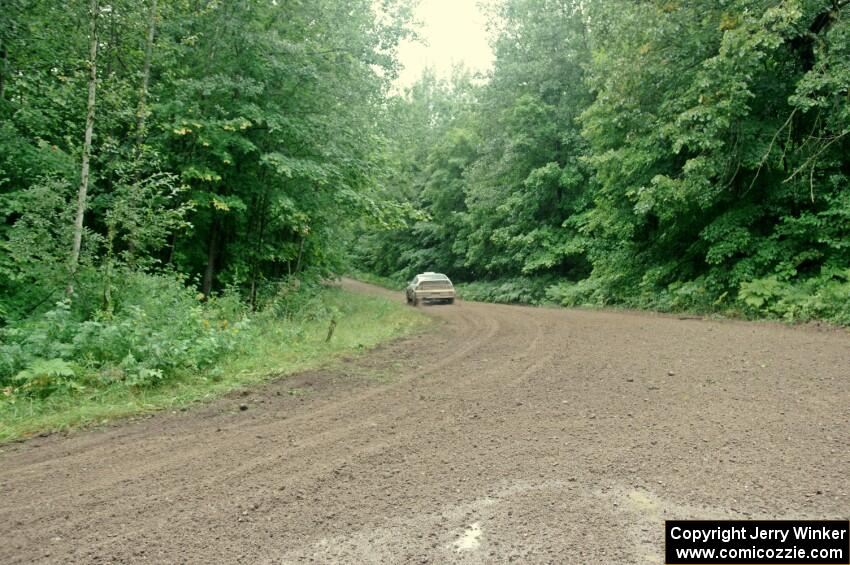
[349,271,555,308]
[0,280,426,442]
[0,0,420,440]
[354,0,850,326]
[348,271,407,291]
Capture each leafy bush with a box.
[545,278,606,307]
[738,271,850,324]
[348,271,407,291]
[0,271,250,396]
[739,276,785,310]
[459,269,850,327]
[456,277,555,305]
[256,274,337,321]
[13,358,83,398]
[0,267,370,403]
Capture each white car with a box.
[405,272,456,306]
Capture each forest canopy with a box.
[355,0,850,324]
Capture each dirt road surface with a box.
[2,279,848,564]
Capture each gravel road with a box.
[2,278,848,564]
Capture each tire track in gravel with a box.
[178,292,512,494]
[1,279,849,564]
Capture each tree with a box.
[363,0,850,320]
[135,0,157,144]
[68,0,100,297]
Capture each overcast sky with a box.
[394,0,495,89]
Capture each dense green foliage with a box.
[356,0,850,324]
[0,283,425,441]
[0,0,415,406]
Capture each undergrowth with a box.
[0,274,427,442]
[347,270,407,291]
[455,277,556,306]
[355,271,850,327]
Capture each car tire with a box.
[448,298,455,304]
[412,297,419,306]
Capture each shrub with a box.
[737,270,850,324]
[457,277,555,305]
[545,277,608,307]
[13,358,83,398]
[0,271,250,396]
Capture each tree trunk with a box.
[294,235,305,275]
[0,39,7,101]
[249,196,268,310]
[202,217,219,298]
[104,6,114,77]
[102,222,116,315]
[68,0,99,297]
[167,231,177,265]
[135,0,157,144]
[791,1,849,71]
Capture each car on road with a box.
[406,272,455,306]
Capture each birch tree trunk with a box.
[68,0,99,297]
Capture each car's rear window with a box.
[419,280,452,289]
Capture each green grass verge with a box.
[0,287,428,444]
[348,270,407,290]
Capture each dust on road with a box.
[2,279,848,564]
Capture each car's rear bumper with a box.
[414,291,455,301]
